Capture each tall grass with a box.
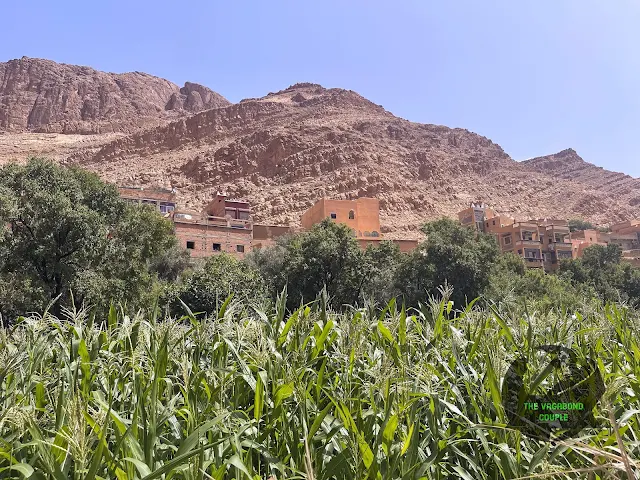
[1,287,639,479]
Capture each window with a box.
[160,202,175,214]
[212,243,221,251]
[236,245,245,253]
[349,210,355,219]
[238,210,250,220]
[503,236,512,245]
[330,213,337,219]
[364,231,371,237]
[186,241,195,249]
[492,220,496,226]
[371,231,379,237]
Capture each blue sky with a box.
[2,0,639,176]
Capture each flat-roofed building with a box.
[173,210,253,258]
[118,186,177,215]
[458,203,577,271]
[301,197,418,252]
[301,197,381,239]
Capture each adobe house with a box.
[302,197,382,239]
[252,224,299,249]
[458,203,575,271]
[118,186,177,215]
[301,197,418,252]
[173,193,253,258]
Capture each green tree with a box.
[0,158,176,318]
[359,240,403,305]
[568,218,595,232]
[167,253,267,316]
[558,244,640,303]
[395,218,501,307]
[247,219,402,309]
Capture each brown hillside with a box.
[521,149,640,210]
[63,83,640,236]
[0,57,230,134]
[0,59,638,237]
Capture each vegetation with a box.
[1,291,639,478]
[3,160,640,477]
[568,219,595,232]
[0,158,177,319]
[164,253,268,317]
[246,219,403,309]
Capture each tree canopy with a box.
[0,158,177,318]
[395,218,501,307]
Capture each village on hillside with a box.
[119,186,640,272]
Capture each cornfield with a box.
[1,286,639,479]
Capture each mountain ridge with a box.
[1,58,639,236]
[0,56,230,134]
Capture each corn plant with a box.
[0,287,639,479]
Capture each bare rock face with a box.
[1,59,638,236]
[63,82,640,235]
[0,57,230,134]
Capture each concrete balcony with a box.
[524,257,544,267]
[516,239,542,247]
[547,242,572,251]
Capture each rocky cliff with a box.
[0,57,230,134]
[1,58,638,237]
[64,83,640,236]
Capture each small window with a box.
[504,236,512,245]
[349,210,355,220]
[186,241,195,249]
[492,220,496,225]
[212,243,221,251]
[364,231,371,237]
[236,245,245,253]
[330,213,337,219]
[371,231,379,237]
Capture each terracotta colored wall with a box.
[302,198,381,237]
[174,221,252,259]
[301,199,326,230]
[356,238,418,252]
[253,224,296,241]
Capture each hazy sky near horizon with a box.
[2,1,639,177]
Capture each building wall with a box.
[118,186,176,203]
[118,186,177,214]
[174,221,253,259]
[301,198,381,238]
[612,220,640,234]
[301,199,326,230]
[356,238,419,252]
[253,224,296,241]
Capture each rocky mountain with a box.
[1,58,638,237]
[0,57,230,134]
[521,148,640,209]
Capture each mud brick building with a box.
[460,202,640,271]
[301,198,418,252]
[459,203,572,271]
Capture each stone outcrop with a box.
[0,60,638,236]
[0,57,230,134]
